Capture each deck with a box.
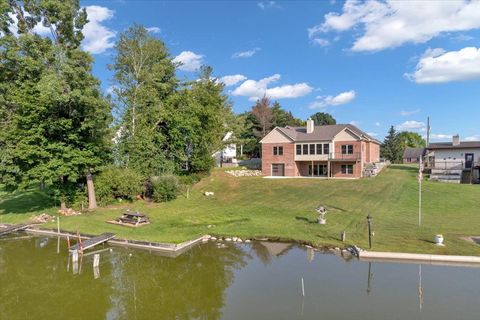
[69,233,115,253]
[0,224,29,237]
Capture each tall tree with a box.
[163,66,234,172]
[251,96,273,139]
[0,1,111,209]
[398,131,426,149]
[271,102,304,127]
[110,24,177,177]
[310,112,336,126]
[381,126,403,163]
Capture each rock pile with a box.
[58,208,82,216]
[30,213,55,224]
[226,170,262,177]
[363,161,389,178]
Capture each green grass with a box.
[1,165,480,255]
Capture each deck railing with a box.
[329,152,361,161]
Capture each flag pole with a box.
[418,162,423,227]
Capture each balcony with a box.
[329,152,361,161]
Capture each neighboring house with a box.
[259,119,381,178]
[213,131,237,167]
[403,147,425,164]
[427,135,480,183]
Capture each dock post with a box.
[93,254,100,268]
[57,216,60,234]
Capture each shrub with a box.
[151,175,180,202]
[95,167,143,205]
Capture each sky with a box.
[77,0,480,142]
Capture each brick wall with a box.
[261,143,297,176]
[331,162,361,178]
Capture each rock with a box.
[30,213,55,224]
[225,238,232,242]
[204,191,215,196]
[211,237,217,241]
[225,170,262,177]
[237,239,243,243]
[245,239,251,243]
[232,237,238,242]
[305,245,313,249]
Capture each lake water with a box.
[1,235,480,320]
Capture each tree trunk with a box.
[86,170,97,210]
[60,200,67,211]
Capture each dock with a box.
[0,224,29,237]
[69,232,115,253]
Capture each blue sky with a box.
[80,0,480,142]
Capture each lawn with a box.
[1,165,480,255]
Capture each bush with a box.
[151,175,180,202]
[95,167,143,205]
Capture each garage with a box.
[271,163,285,176]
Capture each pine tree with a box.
[381,126,402,163]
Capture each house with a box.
[403,147,425,164]
[259,119,381,178]
[427,135,480,183]
[212,131,237,167]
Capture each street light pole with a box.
[367,214,372,249]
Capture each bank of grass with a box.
[1,165,480,255]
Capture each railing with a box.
[430,161,479,170]
[329,152,361,161]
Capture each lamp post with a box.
[367,214,372,249]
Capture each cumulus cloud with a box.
[232,74,312,101]
[258,1,280,10]
[218,74,247,86]
[173,51,204,72]
[400,109,420,116]
[309,90,356,109]
[146,27,161,34]
[429,133,453,141]
[308,0,480,52]
[7,12,51,36]
[232,47,260,58]
[465,135,480,142]
[396,120,425,131]
[405,47,480,83]
[82,6,116,54]
[312,38,330,47]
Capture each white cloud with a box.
[309,0,480,52]
[465,135,480,142]
[82,6,116,54]
[405,47,480,83]
[173,51,204,72]
[309,90,356,109]
[232,47,260,58]
[400,109,420,116]
[429,133,452,141]
[312,38,330,47]
[218,74,247,86]
[232,74,312,101]
[258,1,280,10]
[350,120,360,126]
[396,120,425,131]
[367,132,378,137]
[8,12,51,36]
[375,122,381,126]
[146,27,161,34]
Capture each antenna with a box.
[426,117,430,147]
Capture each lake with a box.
[1,235,479,319]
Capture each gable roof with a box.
[403,147,425,159]
[428,141,480,149]
[265,124,380,143]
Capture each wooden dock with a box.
[69,233,115,253]
[0,224,29,237]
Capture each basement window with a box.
[341,164,354,175]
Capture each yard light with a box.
[367,214,373,249]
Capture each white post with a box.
[301,277,305,297]
[419,178,422,226]
[93,254,100,268]
[57,216,60,234]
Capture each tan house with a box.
[260,119,381,178]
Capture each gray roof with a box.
[403,147,425,159]
[276,124,380,143]
[428,142,480,149]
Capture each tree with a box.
[251,96,273,139]
[110,24,178,177]
[310,112,336,126]
[0,1,112,209]
[271,102,304,127]
[381,126,403,163]
[397,131,426,149]
[162,66,234,173]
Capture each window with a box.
[303,144,308,155]
[309,144,315,155]
[323,143,330,155]
[316,144,322,155]
[308,164,328,177]
[341,164,354,175]
[273,146,283,156]
[342,145,354,155]
[296,144,301,155]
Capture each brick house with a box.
[260,119,381,178]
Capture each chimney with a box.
[306,118,314,134]
[452,134,460,146]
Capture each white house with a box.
[428,135,480,183]
[212,131,237,167]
